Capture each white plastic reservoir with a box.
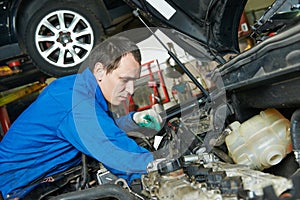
[225,108,292,170]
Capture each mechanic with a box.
[0,36,163,199]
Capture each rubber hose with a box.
[49,184,134,200]
[291,109,300,151]
[80,154,88,189]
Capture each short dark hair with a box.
[83,36,141,74]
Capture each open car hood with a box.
[124,0,248,62]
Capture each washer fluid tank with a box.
[225,108,292,170]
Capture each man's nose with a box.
[126,80,134,95]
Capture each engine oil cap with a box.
[158,158,182,175]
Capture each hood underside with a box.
[124,0,248,62]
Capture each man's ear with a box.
[93,62,105,81]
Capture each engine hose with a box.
[290,109,300,164]
[80,154,88,189]
[49,184,134,200]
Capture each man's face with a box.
[94,53,141,105]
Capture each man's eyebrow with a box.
[119,75,139,80]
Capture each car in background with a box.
[0,0,141,85]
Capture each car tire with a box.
[22,1,104,77]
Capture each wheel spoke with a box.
[41,43,60,58]
[73,28,91,38]
[36,35,57,42]
[68,15,80,32]
[57,12,65,29]
[42,20,59,34]
[67,46,81,63]
[73,40,92,51]
[57,48,66,65]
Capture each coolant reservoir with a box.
[225,108,292,170]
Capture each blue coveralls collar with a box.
[81,68,109,112]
